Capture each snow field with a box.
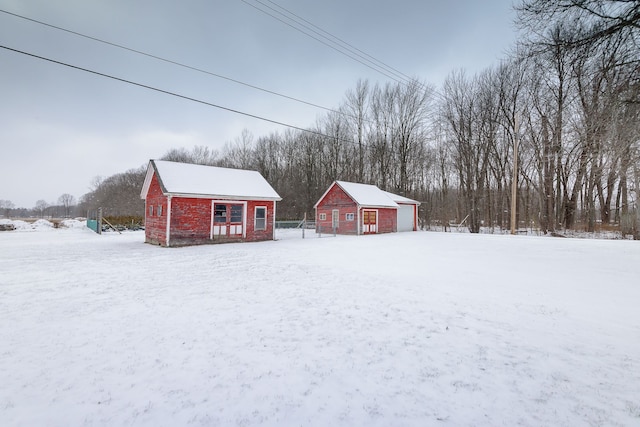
[0,227,639,426]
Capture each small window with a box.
[214,204,227,223]
[319,213,326,221]
[230,205,243,223]
[345,213,354,221]
[255,206,267,231]
[157,205,163,216]
[149,205,154,216]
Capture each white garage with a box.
[381,191,420,232]
[397,204,417,232]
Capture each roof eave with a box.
[163,191,282,201]
[140,160,167,199]
[358,204,399,209]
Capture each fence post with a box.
[97,207,103,235]
[302,212,306,239]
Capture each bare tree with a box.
[342,79,370,183]
[219,129,256,169]
[319,111,350,182]
[442,70,493,233]
[58,194,76,218]
[516,0,640,51]
[78,167,145,217]
[392,80,433,195]
[161,145,219,165]
[0,200,15,218]
[369,83,395,190]
[34,200,49,218]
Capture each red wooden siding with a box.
[316,184,358,234]
[144,173,168,246]
[315,183,398,235]
[244,201,274,242]
[169,197,212,246]
[144,171,276,247]
[372,207,397,233]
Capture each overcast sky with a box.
[0,0,518,209]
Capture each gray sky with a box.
[0,0,518,209]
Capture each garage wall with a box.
[397,204,416,232]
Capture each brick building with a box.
[314,181,420,235]
[140,160,281,247]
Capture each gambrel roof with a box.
[314,180,420,209]
[140,160,281,201]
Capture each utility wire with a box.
[0,44,358,144]
[1,7,439,118]
[238,0,413,86]
[0,8,353,119]
[241,0,438,99]
[261,0,416,85]
[264,0,444,102]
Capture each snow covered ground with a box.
[1,222,639,426]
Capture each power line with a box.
[238,0,413,86]
[262,0,416,85]
[0,44,358,144]
[240,0,439,99]
[0,8,352,119]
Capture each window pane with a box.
[255,207,266,230]
[214,204,226,223]
[230,205,242,223]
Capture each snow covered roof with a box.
[140,160,281,201]
[314,181,420,208]
[382,190,420,205]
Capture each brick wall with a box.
[148,198,277,247]
[169,197,212,246]
[244,200,276,243]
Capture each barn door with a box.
[213,203,244,237]
[362,209,377,234]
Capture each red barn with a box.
[140,160,281,247]
[314,180,420,235]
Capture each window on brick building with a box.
[255,206,266,231]
[345,213,354,221]
[157,205,162,216]
[319,213,326,221]
[149,205,153,216]
[214,204,227,223]
[230,205,242,223]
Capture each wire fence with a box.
[275,218,338,239]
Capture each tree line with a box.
[6,1,639,237]
[1,194,78,219]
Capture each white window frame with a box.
[345,213,354,221]
[319,213,326,221]
[254,206,267,231]
[149,205,154,216]
[157,205,163,217]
